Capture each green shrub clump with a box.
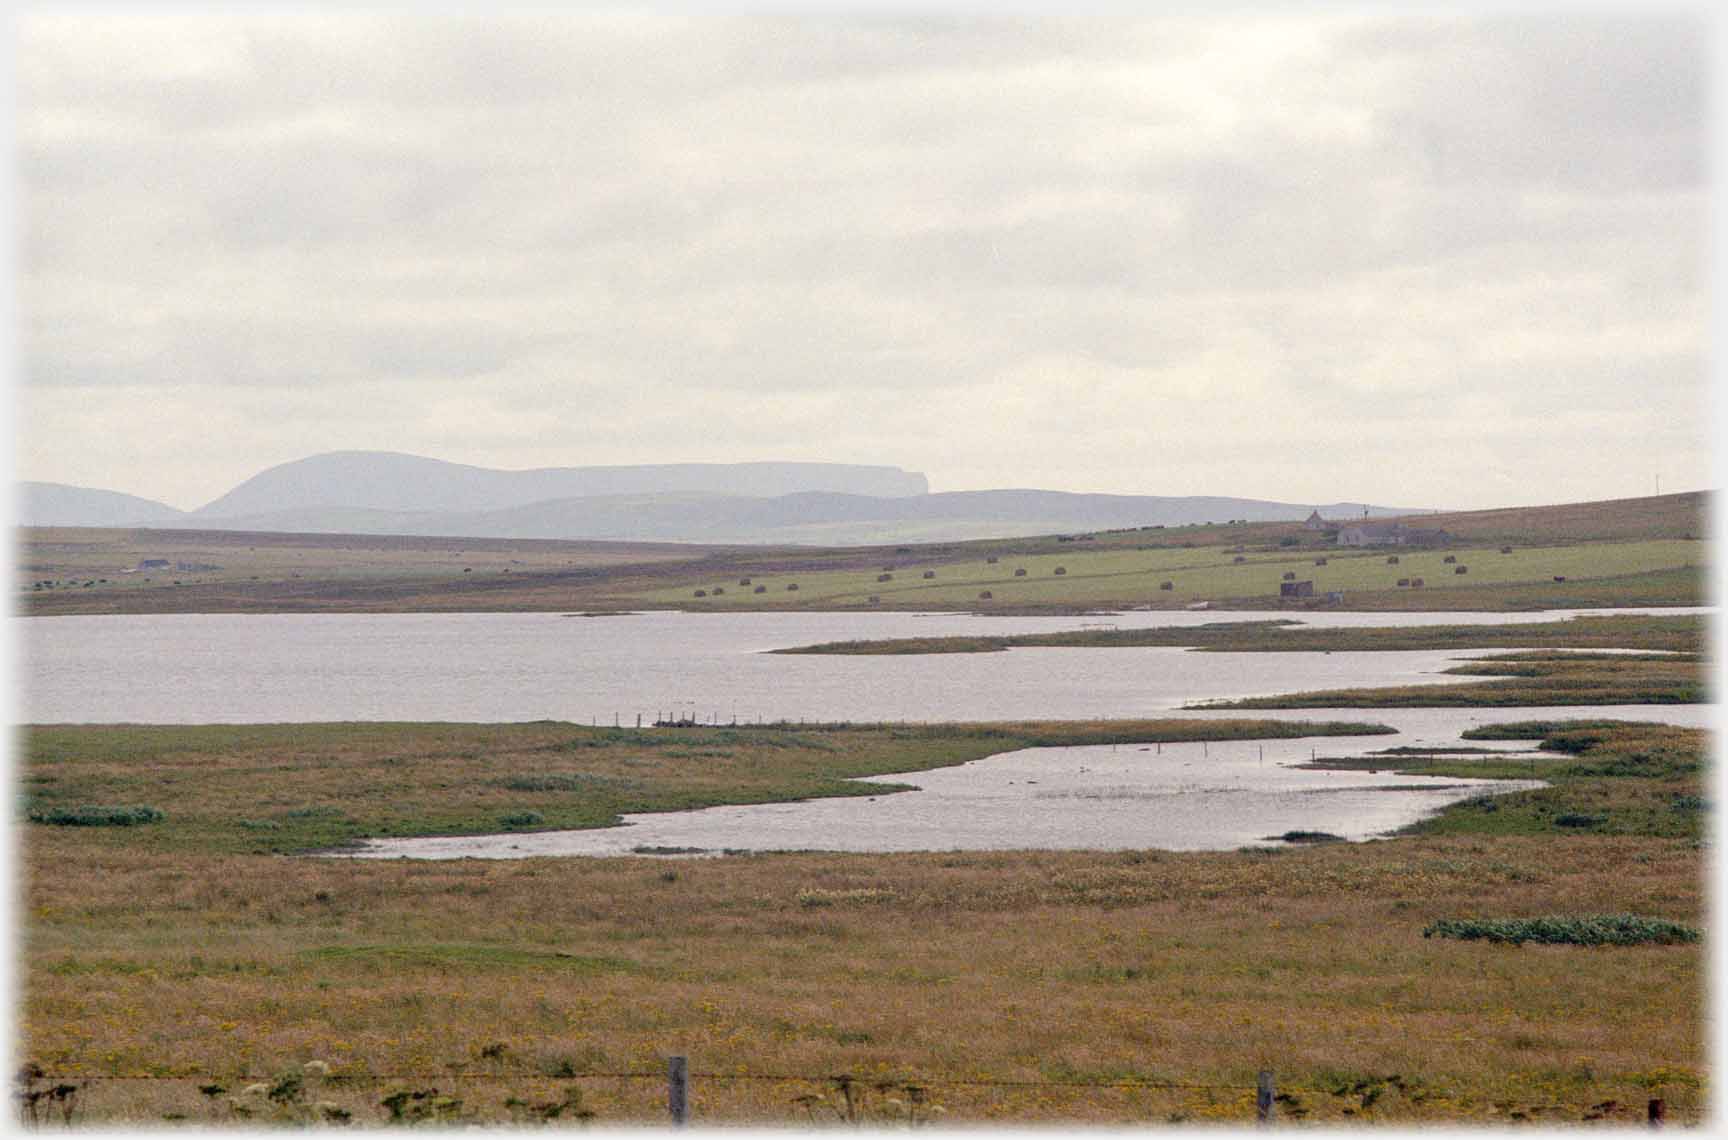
[27,804,164,827]
[499,811,546,828]
[1423,914,1699,947]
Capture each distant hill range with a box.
[21,451,1422,545]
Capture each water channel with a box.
[20,607,1709,856]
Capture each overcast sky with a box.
[15,8,1713,512]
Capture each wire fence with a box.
[15,1061,1677,1128]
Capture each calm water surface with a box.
[343,704,1698,859]
[19,607,1708,725]
[23,607,1708,856]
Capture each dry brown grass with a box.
[21,833,1703,1125]
[18,719,1708,1125]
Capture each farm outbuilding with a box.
[1338,524,1452,548]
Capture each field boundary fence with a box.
[15,1058,1676,1127]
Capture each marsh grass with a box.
[1203,647,1705,709]
[18,718,1707,1125]
[775,614,1704,655]
[20,719,1393,856]
[1310,723,1705,841]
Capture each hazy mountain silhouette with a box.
[192,451,928,517]
[25,451,1421,544]
[21,482,189,527]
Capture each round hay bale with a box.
[922,570,936,579]
[1411,578,1424,587]
[712,587,725,595]
[1014,568,1027,577]
[986,556,999,564]
[693,589,707,598]
[867,595,881,604]
[786,583,799,591]
[1053,566,1067,576]
[1443,555,1457,564]
[877,573,893,582]
[1553,575,1566,582]
[1282,571,1296,581]
[1233,555,1247,563]
[978,590,993,600]
[1454,565,1468,574]
[1387,555,1400,564]
[753,585,767,594]
[1500,546,1513,554]
[739,577,752,585]
[1396,578,1410,587]
[1314,557,1328,565]
[1159,580,1174,590]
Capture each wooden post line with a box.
[667,1055,688,1126]
[1257,1070,1274,1125]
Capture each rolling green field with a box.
[636,539,1705,610]
[18,491,1712,614]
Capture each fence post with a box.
[1648,1098,1665,1127]
[1257,1070,1274,1125]
[668,1055,688,1127]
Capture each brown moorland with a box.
[18,719,1706,1126]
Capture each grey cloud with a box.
[17,12,1711,510]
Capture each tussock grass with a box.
[25,804,164,827]
[1423,915,1699,947]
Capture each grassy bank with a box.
[21,719,1394,857]
[1304,721,1705,840]
[1207,651,1707,709]
[774,613,1706,655]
